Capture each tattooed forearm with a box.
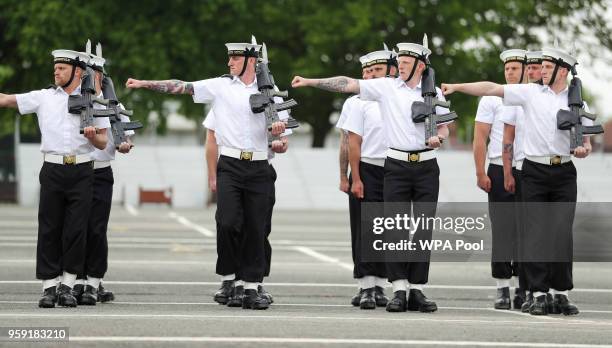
[503,143,513,161]
[144,80,194,95]
[316,77,353,93]
[339,132,349,177]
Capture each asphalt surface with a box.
[1,204,612,348]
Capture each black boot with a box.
[359,287,376,310]
[521,292,534,313]
[546,293,556,314]
[374,286,389,307]
[258,285,274,304]
[552,294,579,316]
[513,288,526,310]
[56,284,77,308]
[494,287,511,310]
[227,285,245,307]
[213,280,234,305]
[80,285,98,306]
[97,283,115,303]
[38,286,56,308]
[385,290,407,312]
[351,289,363,306]
[407,289,438,313]
[529,295,547,315]
[242,289,269,310]
[71,284,84,304]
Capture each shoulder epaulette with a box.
[220,74,233,79]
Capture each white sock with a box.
[361,276,376,289]
[235,280,245,287]
[392,279,408,293]
[62,272,77,289]
[549,289,556,296]
[42,278,58,291]
[495,279,510,288]
[221,274,235,281]
[375,277,388,288]
[74,279,85,286]
[554,290,568,297]
[533,291,546,298]
[410,283,424,291]
[244,282,258,290]
[357,277,364,289]
[512,276,519,287]
[87,277,101,289]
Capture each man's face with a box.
[527,63,542,83]
[227,55,246,76]
[504,61,524,84]
[54,63,75,86]
[362,67,373,80]
[370,63,388,78]
[397,56,422,81]
[540,60,567,85]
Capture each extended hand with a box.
[291,76,311,88]
[125,78,145,89]
[441,83,456,96]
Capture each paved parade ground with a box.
[1,204,612,347]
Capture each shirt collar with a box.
[56,85,82,95]
[231,75,258,88]
[540,84,568,95]
[395,77,422,90]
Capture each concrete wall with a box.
[16,143,612,209]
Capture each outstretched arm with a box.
[441,82,504,98]
[0,93,17,109]
[125,78,194,95]
[291,76,360,94]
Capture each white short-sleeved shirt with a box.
[340,95,387,159]
[500,105,526,161]
[336,96,354,132]
[16,86,110,156]
[359,77,452,151]
[475,96,522,159]
[503,83,593,157]
[203,107,291,161]
[194,75,288,152]
[91,99,135,162]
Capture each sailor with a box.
[473,49,527,310]
[0,49,109,307]
[126,36,286,310]
[442,45,593,316]
[292,35,452,313]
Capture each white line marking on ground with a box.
[292,246,353,271]
[1,313,609,328]
[124,203,139,216]
[62,337,612,347]
[2,280,612,294]
[168,212,214,237]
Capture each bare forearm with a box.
[339,132,349,178]
[313,77,360,94]
[348,134,362,181]
[205,131,218,177]
[455,82,503,97]
[437,124,449,139]
[502,125,516,175]
[143,80,194,95]
[473,137,487,176]
[0,93,17,108]
[92,129,108,150]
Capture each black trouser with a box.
[36,161,93,280]
[78,166,114,280]
[215,156,270,283]
[513,166,528,290]
[487,164,517,280]
[264,164,276,277]
[348,161,386,279]
[383,157,439,284]
[521,159,576,293]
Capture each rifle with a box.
[411,66,458,145]
[556,77,604,153]
[67,66,115,133]
[102,76,143,149]
[249,43,299,146]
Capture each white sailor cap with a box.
[499,49,527,64]
[525,50,543,64]
[395,42,431,62]
[87,54,106,72]
[362,47,397,68]
[359,54,371,68]
[542,47,577,69]
[51,50,89,69]
[225,35,262,58]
